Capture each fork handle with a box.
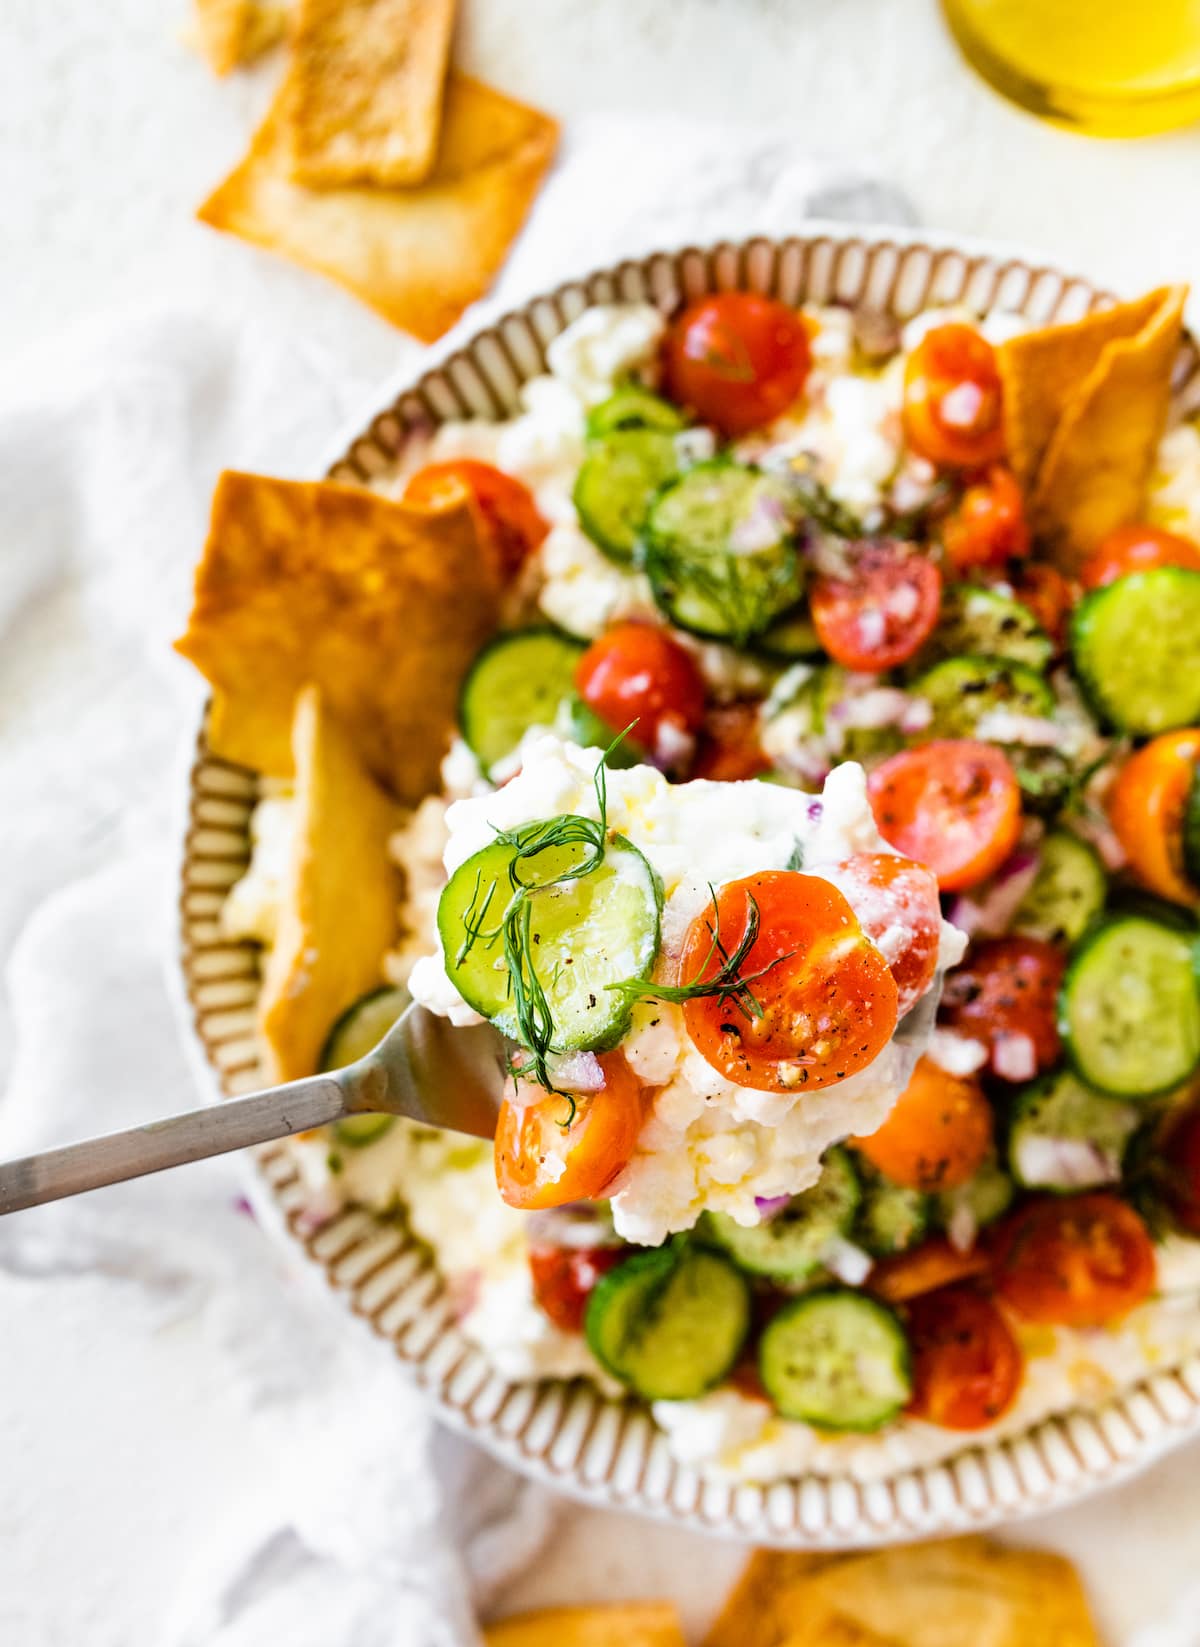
[0,1073,351,1215]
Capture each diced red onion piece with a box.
[754,1193,793,1221]
[992,1031,1037,1082]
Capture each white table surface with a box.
[5,2,1200,1643]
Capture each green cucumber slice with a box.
[573,429,681,563]
[1060,914,1200,1097]
[758,1290,911,1431]
[912,654,1055,740]
[320,986,411,1146]
[926,584,1053,671]
[934,1153,1014,1236]
[1185,763,1200,890]
[437,830,661,1052]
[1007,1069,1139,1192]
[585,1244,751,1400]
[756,603,823,661]
[1013,830,1107,946]
[642,461,803,644]
[851,1156,929,1258]
[460,629,584,775]
[1071,568,1200,734]
[698,1148,860,1280]
[586,386,686,437]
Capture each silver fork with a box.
[0,1004,506,1216]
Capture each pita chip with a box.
[285,0,457,187]
[198,73,558,339]
[703,1551,855,1647]
[188,0,289,75]
[485,1604,687,1647]
[258,684,401,1083]
[175,470,499,799]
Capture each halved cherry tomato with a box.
[1108,730,1200,908]
[662,292,812,437]
[575,622,707,761]
[854,1055,993,1191]
[680,871,899,1093]
[940,465,1030,571]
[868,741,1023,893]
[528,1244,625,1332]
[810,540,943,671]
[905,1285,1023,1430]
[990,1193,1156,1327]
[404,459,549,581]
[820,853,942,1014]
[1011,562,1075,648]
[869,1237,991,1303]
[902,324,1005,469]
[693,701,772,781]
[1080,523,1200,591]
[494,1054,645,1210]
[939,936,1066,1081]
[1160,1104,1200,1236]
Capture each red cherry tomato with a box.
[868,741,1023,893]
[693,702,772,781]
[854,1055,993,1192]
[1080,523,1200,590]
[1161,1104,1200,1236]
[1011,562,1075,647]
[662,293,812,437]
[941,466,1030,571]
[990,1193,1156,1328]
[494,1054,645,1210]
[939,936,1066,1081]
[1108,729,1200,908]
[820,852,942,1014]
[575,622,707,761]
[810,540,943,671]
[680,871,899,1093]
[528,1244,625,1332]
[905,1285,1023,1431]
[404,459,548,581]
[902,324,1005,469]
[870,1238,991,1304]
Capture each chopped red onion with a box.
[754,1193,793,1221]
[992,1030,1037,1083]
[944,850,1039,939]
[820,1235,874,1286]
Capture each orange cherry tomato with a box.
[1108,730,1200,908]
[854,1054,993,1192]
[1080,523,1200,591]
[820,853,942,1014]
[693,701,772,781]
[662,292,812,437]
[940,936,1066,1081]
[528,1244,624,1332]
[990,1193,1156,1328]
[869,1237,991,1303]
[1011,562,1075,647]
[941,465,1030,571]
[905,1285,1023,1431]
[868,740,1023,893]
[404,459,549,581]
[902,324,1006,469]
[575,622,707,759]
[494,1054,645,1210]
[680,871,899,1094]
[810,540,943,671]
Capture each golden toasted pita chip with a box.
[484,1604,686,1647]
[1032,286,1187,570]
[285,0,456,187]
[703,1552,855,1647]
[258,685,401,1082]
[188,0,289,75]
[998,289,1171,492]
[176,471,499,798]
[198,73,558,340]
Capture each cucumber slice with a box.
[642,461,803,644]
[758,1290,911,1431]
[699,1148,860,1280]
[934,1153,1014,1236]
[437,830,661,1052]
[1185,763,1200,890]
[756,603,823,661]
[320,986,410,1146]
[912,654,1055,740]
[1060,915,1200,1097]
[927,585,1053,671]
[851,1155,929,1258]
[1071,569,1200,735]
[1013,830,1107,946]
[585,1244,751,1400]
[573,429,681,563]
[1008,1069,1139,1193]
[586,386,686,437]
[460,629,584,775]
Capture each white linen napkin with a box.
[0,114,917,1647]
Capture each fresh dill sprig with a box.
[783,471,866,540]
[456,867,502,967]
[607,889,790,1022]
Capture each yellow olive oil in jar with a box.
[941,0,1200,135]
